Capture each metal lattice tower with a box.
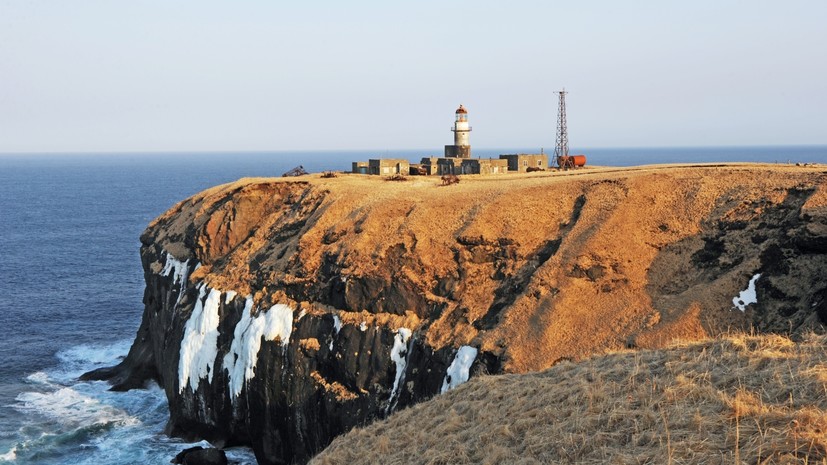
[554,89,573,169]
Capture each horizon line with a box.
[1,143,826,157]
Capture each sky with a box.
[0,0,825,152]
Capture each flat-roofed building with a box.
[352,161,369,174]
[436,157,464,175]
[499,153,548,173]
[461,158,508,175]
[368,158,410,175]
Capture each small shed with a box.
[499,154,548,173]
[368,159,410,176]
[352,161,369,174]
[461,158,509,175]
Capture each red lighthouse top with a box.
[455,104,467,114]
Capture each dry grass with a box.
[312,333,827,465]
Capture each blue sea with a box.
[0,146,825,464]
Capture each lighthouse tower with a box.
[444,104,472,158]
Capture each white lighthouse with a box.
[453,104,471,146]
[445,104,472,158]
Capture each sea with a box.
[0,146,825,464]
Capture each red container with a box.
[557,155,587,167]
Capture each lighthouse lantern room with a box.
[445,104,472,158]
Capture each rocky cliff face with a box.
[85,165,827,464]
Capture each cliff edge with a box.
[85,164,827,464]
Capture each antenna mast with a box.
[554,89,573,169]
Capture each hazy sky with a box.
[1,1,825,152]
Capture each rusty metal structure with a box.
[282,165,308,177]
[554,89,574,170]
[562,154,587,167]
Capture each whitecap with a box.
[25,371,51,386]
[0,447,16,462]
[14,386,139,429]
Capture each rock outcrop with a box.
[84,164,827,464]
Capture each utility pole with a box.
[554,89,573,170]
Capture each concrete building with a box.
[436,157,464,175]
[499,153,548,173]
[351,161,369,174]
[417,157,440,175]
[461,158,509,175]
[444,105,472,158]
[368,158,410,175]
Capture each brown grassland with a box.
[313,333,827,465]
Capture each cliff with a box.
[84,164,827,464]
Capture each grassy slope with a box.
[312,334,827,465]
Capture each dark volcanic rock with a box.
[172,446,228,465]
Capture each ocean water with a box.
[0,146,825,464]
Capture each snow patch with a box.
[297,308,307,320]
[733,273,761,312]
[161,252,190,304]
[441,346,478,393]
[330,314,343,350]
[178,285,222,393]
[224,291,238,305]
[359,321,367,331]
[386,328,412,414]
[223,300,295,400]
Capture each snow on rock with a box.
[733,273,761,312]
[224,291,238,305]
[161,251,190,303]
[223,301,295,400]
[178,285,222,393]
[359,321,367,332]
[386,328,412,414]
[441,346,478,394]
[329,314,342,351]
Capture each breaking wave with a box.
[1,341,255,465]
